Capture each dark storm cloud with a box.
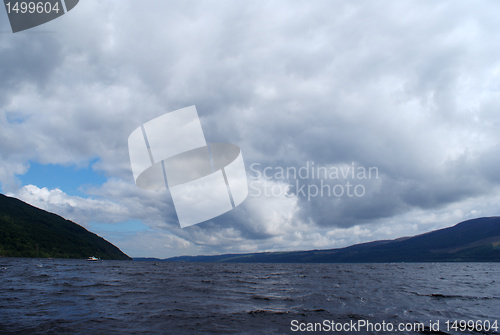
[0,35,62,94]
[2,0,500,256]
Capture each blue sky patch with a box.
[20,160,107,197]
[89,220,149,233]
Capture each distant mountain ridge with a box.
[0,193,130,260]
[163,217,500,263]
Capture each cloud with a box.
[10,184,130,226]
[1,0,500,257]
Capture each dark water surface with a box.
[0,259,499,334]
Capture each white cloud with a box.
[2,0,500,257]
[9,185,129,226]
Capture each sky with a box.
[1,0,500,258]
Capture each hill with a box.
[165,217,500,263]
[0,193,130,260]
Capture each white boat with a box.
[87,256,100,261]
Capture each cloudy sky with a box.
[1,0,500,258]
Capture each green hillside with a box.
[0,193,130,260]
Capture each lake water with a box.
[0,259,499,334]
